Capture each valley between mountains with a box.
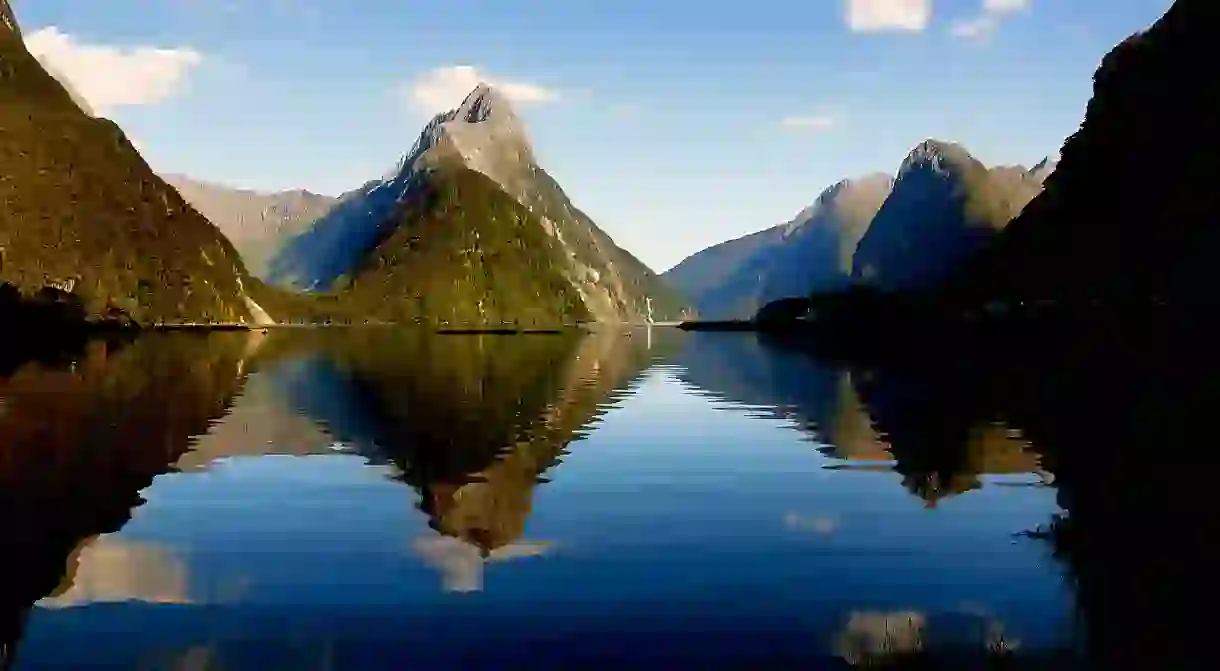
[1,0,1209,332]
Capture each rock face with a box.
[162,175,335,278]
[852,140,1041,292]
[758,174,894,304]
[0,2,258,325]
[269,84,688,323]
[954,0,1210,307]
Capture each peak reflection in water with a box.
[0,332,255,664]
[754,325,1208,667]
[0,324,1201,668]
[677,332,1045,507]
[265,328,660,562]
[4,327,661,669]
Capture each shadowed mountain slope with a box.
[951,0,1212,308]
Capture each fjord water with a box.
[1,327,1173,668]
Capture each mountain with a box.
[339,166,592,326]
[661,175,891,320]
[689,231,790,320]
[686,176,892,320]
[670,142,1046,320]
[162,175,335,278]
[952,0,1209,308]
[757,174,894,304]
[0,2,264,325]
[1029,153,1059,183]
[852,140,1043,292]
[268,84,688,324]
[662,226,788,308]
[34,58,94,116]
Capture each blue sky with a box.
[18,0,1174,271]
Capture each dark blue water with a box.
[0,328,1132,668]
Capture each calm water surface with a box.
[1,327,1158,668]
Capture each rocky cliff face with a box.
[0,3,260,325]
[163,175,335,278]
[954,0,1209,307]
[270,84,688,323]
[852,140,1041,292]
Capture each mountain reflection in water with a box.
[0,325,1204,668]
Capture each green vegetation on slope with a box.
[1,7,253,325]
[338,167,592,327]
[242,277,358,324]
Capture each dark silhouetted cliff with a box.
[954,0,1210,308]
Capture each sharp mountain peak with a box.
[454,82,518,123]
[897,139,980,178]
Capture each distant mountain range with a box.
[0,1,267,326]
[158,85,688,326]
[2,0,1204,328]
[665,142,1051,319]
[160,176,335,279]
[3,0,687,328]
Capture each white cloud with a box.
[405,65,560,116]
[949,15,998,39]
[951,0,1031,42]
[25,27,203,112]
[780,114,837,132]
[844,0,931,32]
[984,0,1030,12]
